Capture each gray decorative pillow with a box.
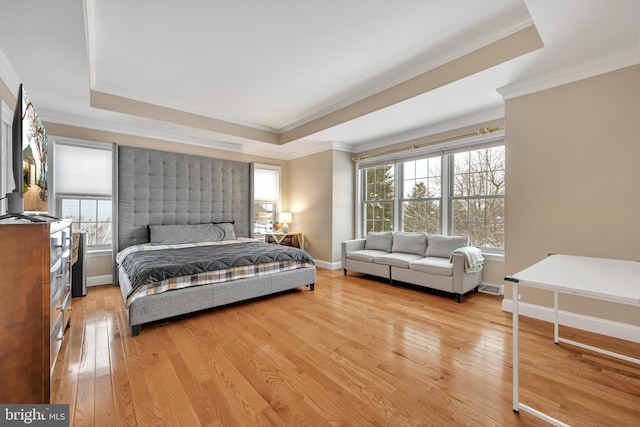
[364,231,393,252]
[392,232,427,255]
[425,234,469,258]
[149,222,236,245]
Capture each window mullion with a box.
[442,155,451,234]
[394,160,401,231]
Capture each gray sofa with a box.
[342,231,483,302]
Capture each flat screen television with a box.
[4,84,49,217]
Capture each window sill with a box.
[482,252,504,262]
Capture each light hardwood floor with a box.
[51,268,640,426]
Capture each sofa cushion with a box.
[374,252,424,268]
[409,256,454,277]
[346,249,390,263]
[392,232,427,256]
[365,231,393,252]
[425,235,469,258]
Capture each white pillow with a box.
[425,235,468,258]
[364,231,393,252]
[392,232,427,255]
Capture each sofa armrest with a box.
[342,239,366,269]
[451,252,482,295]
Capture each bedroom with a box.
[0,0,638,426]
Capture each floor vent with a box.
[478,284,504,296]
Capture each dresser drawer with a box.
[49,294,64,336]
[61,291,72,330]
[61,228,71,251]
[49,315,64,376]
[50,231,63,263]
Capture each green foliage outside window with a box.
[364,165,394,232]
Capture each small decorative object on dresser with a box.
[0,218,72,403]
[265,231,304,249]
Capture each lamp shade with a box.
[279,212,292,223]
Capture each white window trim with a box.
[355,131,505,254]
[55,195,113,250]
[253,163,281,236]
[51,137,113,251]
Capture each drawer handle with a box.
[56,305,63,311]
[66,307,73,311]
[57,335,64,342]
[56,274,63,279]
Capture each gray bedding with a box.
[120,241,314,296]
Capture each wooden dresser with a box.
[0,219,72,403]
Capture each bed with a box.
[112,146,316,336]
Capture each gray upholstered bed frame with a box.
[113,145,315,336]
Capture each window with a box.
[451,146,505,250]
[401,156,441,234]
[53,141,112,248]
[253,164,280,237]
[363,164,394,232]
[358,142,505,252]
[60,198,112,246]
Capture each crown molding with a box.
[497,46,640,100]
[0,47,21,97]
[330,141,353,153]
[40,107,353,161]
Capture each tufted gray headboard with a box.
[112,145,253,258]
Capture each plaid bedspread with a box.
[117,239,315,307]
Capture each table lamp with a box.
[279,212,292,232]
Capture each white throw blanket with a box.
[449,247,484,272]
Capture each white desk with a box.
[506,254,640,427]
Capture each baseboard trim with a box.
[502,298,640,343]
[87,274,113,287]
[313,260,341,270]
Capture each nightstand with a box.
[265,232,304,249]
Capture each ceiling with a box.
[0,0,638,160]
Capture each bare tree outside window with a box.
[61,198,112,246]
[451,146,505,248]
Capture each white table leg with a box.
[513,281,519,412]
[554,290,559,344]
